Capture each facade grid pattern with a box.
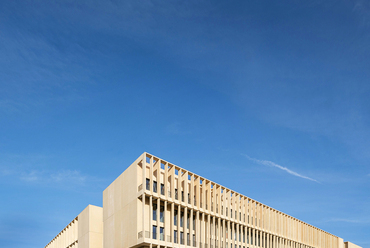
[137,153,341,248]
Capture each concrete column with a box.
[157,198,160,240]
[150,196,153,239]
[171,203,174,246]
[196,211,200,248]
[178,205,181,244]
[218,218,221,248]
[142,194,145,240]
[185,207,188,247]
[164,200,167,244]
[150,156,153,194]
[207,214,211,248]
[223,219,226,248]
[190,209,194,247]
[202,213,205,248]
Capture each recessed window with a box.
[180,211,184,227]
[174,210,178,226]
[160,205,164,222]
[153,181,157,193]
[153,204,157,221]
[153,225,157,239]
[160,227,164,241]
[174,230,178,243]
[161,183,165,195]
[180,232,184,245]
[146,178,150,190]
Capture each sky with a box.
[0,0,370,247]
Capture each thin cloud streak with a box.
[325,218,370,224]
[1,167,98,188]
[19,169,88,184]
[243,154,320,183]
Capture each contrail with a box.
[242,154,320,183]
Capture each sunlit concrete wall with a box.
[103,155,142,248]
[344,242,362,248]
[45,205,103,248]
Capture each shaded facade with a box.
[45,152,360,248]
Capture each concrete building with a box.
[45,152,361,248]
[45,205,103,248]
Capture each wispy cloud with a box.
[324,218,370,224]
[19,169,88,185]
[1,167,98,189]
[353,0,370,27]
[243,154,320,183]
[165,122,192,135]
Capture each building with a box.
[45,152,361,248]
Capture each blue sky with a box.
[1,0,370,247]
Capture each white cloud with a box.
[325,218,370,224]
[19,169,89,185]
[20,171,40,182]
[243,154,320,183]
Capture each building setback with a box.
[45,152,361,248]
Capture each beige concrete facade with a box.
[45,152,360,248]
[45,205,103,248]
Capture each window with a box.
[153,225,157,239]
[153,181,157,193]
[181,191,184,202]
[174,230,178,243]
[226,208,228,217]
[193,215,196,230]
[180,232,184,245]
[231,210,232,218]
[153,204,157,221]
[187,233,190,245]
[146,178,150,190]
[160,227,164,241]
[193,234,196,246]
[187,213,190,229]
[161,183,165,195]
[180,211,184,227]
[160,205,164,222]
[175,189,178,200]
[174,210,178,226]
